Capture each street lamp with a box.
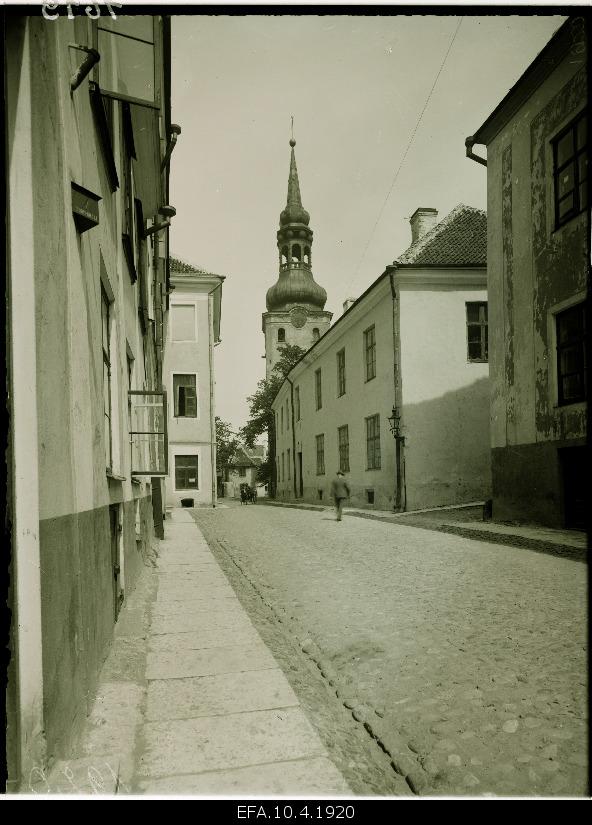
[387,406,401,438]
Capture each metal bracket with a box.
[69,43,100,93]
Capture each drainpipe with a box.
[161,124,182,171]
[207,281,222,507]
[68,44,100,93]
[389,266,405,511]
[465,136,487,167]
[285,376,298,498]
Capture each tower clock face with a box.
[290,308,307,329]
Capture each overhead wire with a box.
[344,16,464,299]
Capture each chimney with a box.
[409,208,438,244]
[343,297,356,314]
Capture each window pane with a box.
[558,162,575,198]
[560,346,583,375]
[558,307,584,343]
[557,131,574,167]
[578,153,588,183]
[98,30,156,103]
[467,325,482,344]
[99,16,154,42]
[558,193,574,220]
[562,373,584,401]
[175,455,198,489]
[466,304,480,323]
[172,305,196,341]
[577,116,587,151]
[468,341,483,360]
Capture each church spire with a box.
[266,137,327,312]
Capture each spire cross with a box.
[290,116,294,142]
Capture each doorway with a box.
[560,446,586,529]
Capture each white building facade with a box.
[163,259,224,508]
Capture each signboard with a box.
[71,182,101,233]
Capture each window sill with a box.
[131,476,143,485]
[467,359,488,364]
[106,470,126,482]
[555,399,587,410]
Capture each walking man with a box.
[330,470,350,522]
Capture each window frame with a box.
[315,368,322,410]
[170,302,197,343]
[553,110,587,229]
[315,433,325,476]
[556,302,587,406]
[365,414,381,470]
[174,453,199,490]
[364,325,376,382]
[295,385,301,421]
[337,348,346,397]
[172,372,198,418]
[338,424,350,473]
[101,284,113,471]
[466,302,488,363]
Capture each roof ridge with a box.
[170,254,224,278]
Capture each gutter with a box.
[388,266,406,512]
[465,136,487,167]
[285,376,298,498]
[207,281,222,507]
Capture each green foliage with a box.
[240,344,306,449]
[215,416,239,475]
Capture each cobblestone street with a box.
[190,501,588,797]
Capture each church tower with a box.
[262,138,332,378]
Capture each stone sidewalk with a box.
[262,500,587,562]
[28,509,351,797]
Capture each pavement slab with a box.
[148,627,263,653]
[146,641,278,679]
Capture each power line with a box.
[345,16,464,297]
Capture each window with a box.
[295,386,301,421]
[173,374,197,417]
[101,286,112,470]
[277,328,285,343]
[287,448,291,480]
[553,111,587,228]
[315,368,322,410]
[281,405,284,433]
[466,302,488,362]
[366,414,381,470]
[364,325,376,381]
[171,304,196,342]
[312,328,320,342]
[366,489,375,505]
[316,434,325,475]
[337,348,346,397]
[286,399,290,430]
[175,455,199,490]
[281,452,285,482]
[338,425,350,473]
[238,467,246,478]
[557,303,586,405]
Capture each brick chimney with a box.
[409,208,438,244]
[343,297,356,314]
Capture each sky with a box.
[169,12,566,433]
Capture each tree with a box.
[215,416,239,484]
[241,344,306,496]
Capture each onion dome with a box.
[266,271,327,311]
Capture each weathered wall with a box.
[486,43,587,525]
[398,282,491,509]
[21,17,163,763]
[274,278,396,510]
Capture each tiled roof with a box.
[396,204,487,267]
[170,256,220,277]
[233,446,263,468]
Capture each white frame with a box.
[170,301,198,343]
[547,291,587,410]
[173,450,201,491]
[171,371,199,419]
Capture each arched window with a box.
[291,244,301,262]
[277,328,286,342]
[304,247,310,265]
[312,328,320,341]
[281,246,289,265]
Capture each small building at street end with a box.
[225,444,267,499]
[164,257,224,509]
[466,17,587,529]
[272,205,492,512]
[6,15,176,789]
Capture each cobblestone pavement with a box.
[190,501,588,797]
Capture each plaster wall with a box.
[485,43,587,524]
[274,279,396,510]
[11,18,165,765]
[263,310,332,377]
[398,281,491,509]
[163,287,217,506]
